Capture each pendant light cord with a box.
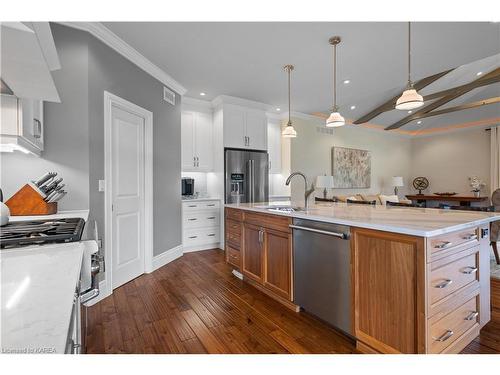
[333,43,337,110]
[288,67,291,125]
[408,21,411,86]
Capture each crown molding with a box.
[58,22,187,95]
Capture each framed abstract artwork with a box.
[331,146,371,188]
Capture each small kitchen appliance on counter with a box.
[182,177,195,197]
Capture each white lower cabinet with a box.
[182,199,221,252]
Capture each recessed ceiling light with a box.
[476,71,483,76]
[276,108,281,111]
[350,105,356,110]
[343,79,350,84]
[408,110,413,114]
[417,120,422,124]
[200,92,206,96]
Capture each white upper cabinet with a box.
[222,106,246,149]
[181,110,213,172]
[223,105,267,150]
[267,119,282,174]
[245,110,267,150]
[0,94,44,155]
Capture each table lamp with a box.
[316,175,334,199]
[391,176,404,196]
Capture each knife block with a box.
[5,183,57,216]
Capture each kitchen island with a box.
[224,202,500,354]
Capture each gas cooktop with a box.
[0,218,85,248]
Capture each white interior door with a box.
[111,105,145,289]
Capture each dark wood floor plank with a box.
[85,249,500,354]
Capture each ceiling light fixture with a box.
[200,92,206,96]
[326,36,345,127]
[396,22,424,111]
[282,65,297,138]
[408,110,413,114]
[276,107,281,111]
[350,105,356,110]
[417,120,422,124]
[343,79,350,84]
[476,71,483,76]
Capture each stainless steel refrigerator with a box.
[225,148,269,204]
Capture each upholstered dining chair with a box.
[491,189,500,265]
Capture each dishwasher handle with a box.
[289,224,349,240]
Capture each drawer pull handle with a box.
[465,311,479,321]
[435,241,453,249]
[188,236,198,239]
[207,234,215,237]
[435,330,454,342]
[207,204,216,207]
[435,279,453,289]
[207,216,216,219]
[188,205,197,208]
[463,234,478,240]
[461,266,478,274]
[188,218,197,221]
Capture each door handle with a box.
[434,330,454,342]
[464,311,479,321]
[434,279,453,289]
[461,266,478,274]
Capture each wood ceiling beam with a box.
[423,68,500,101]
[352,69,453,124]
[385,68,500,130]
[410,97,500,120]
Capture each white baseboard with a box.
[151,244,183,272]
[183,242,220,253]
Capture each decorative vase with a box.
[473,191,480,198]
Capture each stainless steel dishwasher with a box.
[291,218,352,336]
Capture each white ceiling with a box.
[103,22,500,130]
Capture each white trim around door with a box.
[103,91,154,298]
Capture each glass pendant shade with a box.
[326,111,345,127]
[282,123,297,138]
[395,88,424,110]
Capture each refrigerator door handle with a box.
[247,159,254,203]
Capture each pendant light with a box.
[326,37,345,127]
[395,22,424,110]
[282,64,297,138]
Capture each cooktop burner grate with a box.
[0,218,85,248]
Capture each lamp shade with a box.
[325,111,345,127]
[316,175,334,188]
[282,124,297,138]
[391,176,404,187]
[395,88,424,110]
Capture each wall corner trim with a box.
[57,22,187,95]
[151,245,183,272]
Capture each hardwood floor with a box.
[85,249,500,354]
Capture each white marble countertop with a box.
[225,202,500,237]
[0,242,88,354]
[181,197,221,202]
[8,209,90,223]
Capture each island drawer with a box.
[428,295,479,353]
[428,247,479,307]
[427,227,479,260]
[225,207,243,221]
[243,211,291,232]
[226,219,242,248]
[226,245,241,268]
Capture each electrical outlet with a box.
[98,180,105,192]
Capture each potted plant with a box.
[469,176,485,197]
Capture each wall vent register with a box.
[163,86,176,105]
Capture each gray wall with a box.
[1,24,182,256]
[1,26,90,210]
[85,25,181,255]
